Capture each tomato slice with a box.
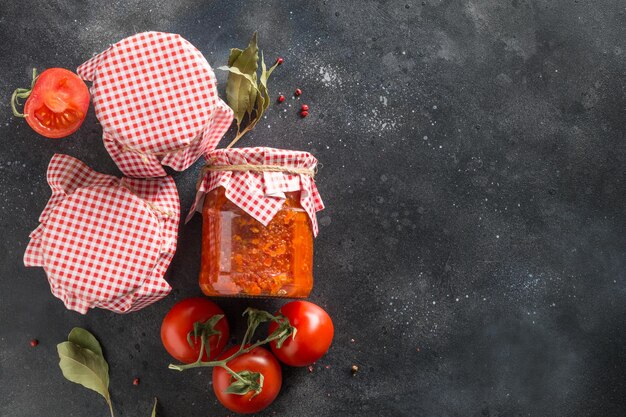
[23,68,89,138]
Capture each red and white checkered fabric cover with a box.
[24,154,180,314]
[77,31,233,178]
[189,147,324,236]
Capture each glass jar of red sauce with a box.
[200,188,313,297]
[194,148,324,298]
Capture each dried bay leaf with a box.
[217,66,258,87]
[57,328,114,417]
[247,71,258,118]
[247,53,280,133]
[218,33,281,148]
[228,48,243,66]
[151,398,158,417]
[68,327,103,356]
[225,33,259,132]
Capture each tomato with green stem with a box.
[212,346,282,414]
[12,68,89,138]
[269,301,334,366]
[160,298,229,363]
[168,308,296,412]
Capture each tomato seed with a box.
[307,365,314,373]
[294,88,302,96]
[277,95,285,103]
[300,111,309,118]
[301,104,309,111]
[133,377,140,386]
[30,339,39,347]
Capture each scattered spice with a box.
[294,88,302,96]
[350,338,355,343]
[351,365,359,376]
[30,339,39,347]
[300,111,309,118]
[133,377,140,386]
[277,94,285,103]
[300,104,309,111]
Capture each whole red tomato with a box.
[269,301,334,367]
[18,68,90,138]
[161,298,229,363]
[212,346,282,414]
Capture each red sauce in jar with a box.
[200,187,313,297]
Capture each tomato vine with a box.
[168,308,295,396]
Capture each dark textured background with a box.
[1,1,625,416]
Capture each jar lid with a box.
[189,147,325,235]
[77,32,233,178]
[24,154,179,314]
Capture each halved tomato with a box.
[13,68,89,138]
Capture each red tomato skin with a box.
[212,346,282,414]
[269,301,334,367]
[24,68,89,138]
[160,298,229,363]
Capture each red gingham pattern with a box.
[188,147,325,236]
[24,154,180,314]
[77,31,233,178]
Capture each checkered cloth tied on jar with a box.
[189,147,325,236]
[24,154,180,314]
[77,31,233,178]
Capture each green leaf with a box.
[217,66,259,89]
[219,32,282,148]
[247,71,258,118]
[247,52,281,133]
[68,327,103,356]
[57,341,113,416]
[223,33,259,131]
[225,371,264,397]
[228,48,243,66]
[260,52,280,95]
[151,398,158,417]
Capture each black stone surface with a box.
[1,1,625,416]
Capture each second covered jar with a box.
[190,147,325,298]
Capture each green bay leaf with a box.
[247,72,258,118]
[247,52,280,133]
[220,32,282,147]
[224,33,259,131]
[217,66,259,88]
[68,327,103,356]
[151,398,158,417]
[228,48,243,67]
[259,52,281,113]
[57,341,113,415]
